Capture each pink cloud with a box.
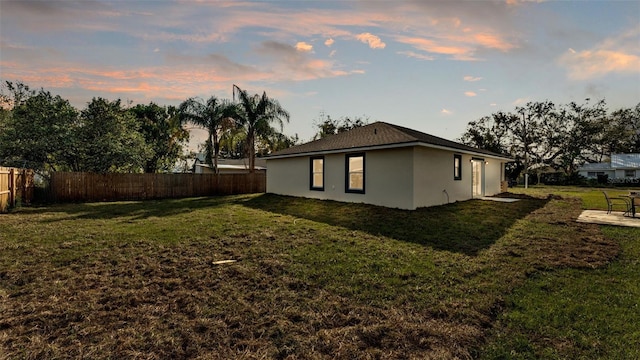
[560,49,640,80]
[396,36,476,60]
[356,32,386,49]
[397,51,435,61]
[295,42,313,52]
[558,28,640,80]
[472,33,515,51]
[463,76,483,82]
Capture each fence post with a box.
[8,168,16,208]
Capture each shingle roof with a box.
[611,153,640,169]
[268,121,511,159]
[579,162,612,171]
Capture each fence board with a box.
[49,172,266,203]
[0,167,34,212]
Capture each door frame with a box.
[471,158,485,198]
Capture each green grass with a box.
[480,186,640,359]
[508,185,639,210]
[0,190,634,358]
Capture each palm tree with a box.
[233,85,290,172]
[178,96,236,174]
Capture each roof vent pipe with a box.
[374,128,377,134]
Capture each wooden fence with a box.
[49,172,266,203]
[0,167,35,212]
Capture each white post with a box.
[525,173,528,189]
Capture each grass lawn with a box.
[480,186,640,359]
[0,189,636,358]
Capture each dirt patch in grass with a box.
[0,195,619,359]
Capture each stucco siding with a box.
[413,147,471,208]
[267,148,415,209]
[266,157,315,198]
[484,159,503,196]
[267,145,507,210]
[361,148,414,209]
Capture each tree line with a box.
[0,81,296,177]
[459,99,640,183]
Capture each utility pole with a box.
[521,109,529,189]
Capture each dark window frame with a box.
[454,154,462,180]
[310,156,325,191]
[345,153,365,194]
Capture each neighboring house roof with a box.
[268,121,512,160]
[579,163,613,171]
[611,153,640,169]
[196,163,266,171]
[194,156,267,168]
[578,153,640,172]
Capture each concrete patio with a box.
[577,210,640,228]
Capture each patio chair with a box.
[602,191,631,215]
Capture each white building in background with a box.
[578,153,640,181]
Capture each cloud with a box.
[512,97,530,106]
[356,32,386,49]
[324,38,334,46]
[329,50,337,57]
[558,26,640,80]
[471,32,516,52]
[465,91,477,97]
[396,36,477,61]
[295,41,313,52]
[256,41,351,80]
[441,108,452,115]
[397,51,435,61]
[463,76,483,82]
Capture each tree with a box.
[76,97,150,173]
[219,126,247,159]
[605,103,640,154]
[312,112,368,140]
[0,84,78,174]
[178,96,236,173]
[130,103,189,173]
[459,114,509,154]
[0,81,35,110]
[233,85,290,172]
[550,100,608,174]
[257,129,299,156]
[460,100,640,184]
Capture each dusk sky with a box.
[1,0,639,148]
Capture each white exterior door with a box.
[472,159,484,198]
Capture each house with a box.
[265,122,513,210]
[194,158,267,174]
[578,153,640,181]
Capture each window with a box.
[346,153,365,193]
[453,154,462,180]
[587,171,605,178]
[625,170,636,178]
[310,156,324,190]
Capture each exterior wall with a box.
[266,156,313,198]
[615,169,638,179]
[267,148,415,209]
[579,170,615,179]
[483,158,504,196]
[413,147,471,208]
[267,146,507,210]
